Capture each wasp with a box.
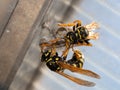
[41,47,100,87]
[40,20,99,60]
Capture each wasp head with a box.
[41,50,52,62]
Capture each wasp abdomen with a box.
[67,58,84,68]
[67,50,84,68]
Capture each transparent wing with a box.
[58,61,100,79]
[85,22,99,31]
[56,71,95,87]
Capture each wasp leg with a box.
[75,42,93,47]
[57,61,100,79]
[58,20,82,27]
[73,20,82,26]
[61,47,70,60]
[71,44,75,51]
[61,41,70,60]
[49,38,62,43]
[87,33,99,40]
[56,71,95,87]
[58,23,76,27]
[51,45,57,56]
[58,20,77,27]
[40,43,48,53]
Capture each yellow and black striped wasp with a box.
[40,20,99,60]
[41,47,100,87]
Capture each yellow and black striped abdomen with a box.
[67,57,84,68]
[67,50,84,68]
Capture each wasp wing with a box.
[56,71,95,87]
[58,61,100,79]
[85,22,99,31]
